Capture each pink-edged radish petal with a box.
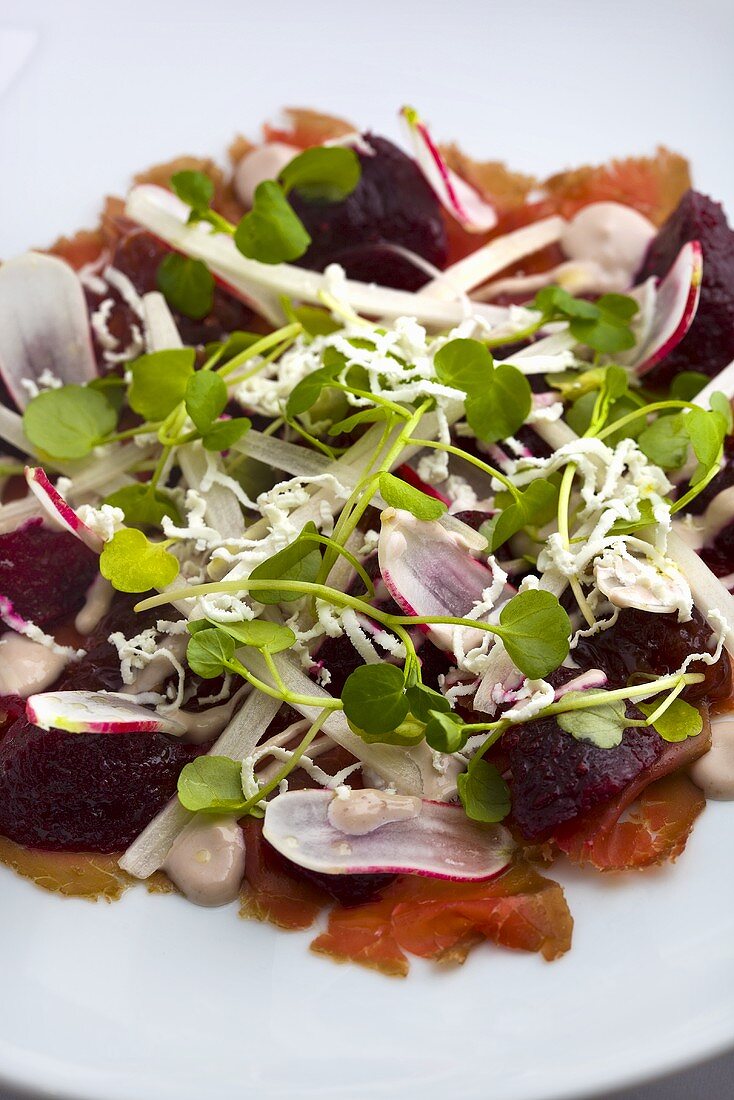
[26,690,186,736]
[633,240,703,375]
[378,507,507,651]
[25,467,103,553]
[400,107,497,234]
[0,252,96,410]
[263,789,514,880]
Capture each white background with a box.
[0,2,733,1098]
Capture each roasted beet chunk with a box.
[574,607,732,703]
[0,717,200,852]
[503,708,663,842]
[636,190,734,385]
[0,519,98,626]
[289,134,447,291]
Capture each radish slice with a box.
[400,107,497,233]
[633,240,702,375]
[378,507,506,651]
[263,788,514,880]
[0,252,96,410]
[25,467,103,553]
[26,690,185,735]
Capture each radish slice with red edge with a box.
[400,106,497,233]
[263,789,514,880]
[633,240,702,375]
[0,252,97,410]
[25,467,104,553]
[26,690,186,736]
[378,507,508,651]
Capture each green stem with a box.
[406,436,522,501]
[216,323,302,380]
[593,399,696,442]
[240,708,330,816]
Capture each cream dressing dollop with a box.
[327,788,422,836]
[0,633,68,697]
[691,713,734,800]
[74,575,115,635]
[163,816,246,906]
[560,202,656,291]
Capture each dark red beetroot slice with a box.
[574,607,732,703]
[289,134,448,291]
[502,705,663,843]
[0,518,99,627]
[635,190,734,386]
[0,716,201,852]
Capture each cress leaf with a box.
[685,406,727,484]
[185,370,228,433]
[405,683,451,724]
[104,483,181,529]
[279,145,361,202]
[291,305,341,337]
[497,589,571,679]
[347,715,425,747]
[202,417,252,452]
[457,759,511,823]
[481,480,559,553]
[710,391,733,434]
[556,690,628,748]
[465,363,532,444]
[433,337,492,394]
[212,618,296,655]
[341,663,409,736]
[156,254,214,320]
[23,384,118,460]
[186,627,236,679]
[99,528,180,593]
[170,170,215,212]
[286,369,335,418]
[671,371,709,402]
[638,413,689,470]
[424,710,467,754]
[534,286,599,322]
[378,472,447,520]
[234,180,311,264]
[128,349,196,422]
[638,697,703,743]
[248,521,322,603]
[177,756,247,814]
[328,407,388,436]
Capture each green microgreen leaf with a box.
[128,349,196,422]
[99,528,180,593]
[170,170,215,212]
[234,180,311,264]
[104,484,181,530]
[347,714,426,747]
[186,626,236,678]
[177,756,246,813]
[378,472,447,521]
[609,498,657,536]
[185,370,228,433]
[23,384,118,460]
[156,254,214,320]
[710,391,734,434]
[556,690,628,748]
[279,145,361,202]
[248,522,322,603]
[433,337,492,393]
[670,371,709,402]
[342,663,409,736]
[328,407,388,436]
[424,710,467,753]
[534,286,638,355]
[405,683,451,724]
[202,618,296,655]
[291,304,341,337]
[201,416,252,452]
[638,697,703,743]
[457,759,511,823]
[638,414,690,469]
[465,363,532,444]
[497,589,571,679]
[285,368,334,418]
[481,480,559,553]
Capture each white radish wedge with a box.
[263,788,514,880]
[378,507,506,651]
[26,690,186,735]
[0,252,97,409]
[633,240,703,376]
[400,106,497,233]
[25,467,103,553]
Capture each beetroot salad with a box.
[0,106,733,976]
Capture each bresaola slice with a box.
[26,691,185,736]
[633,240,703,375]
[0,252,96,409]
[400,107,498,233]
[378,508,506,651]
[25,467,104,553]
[263,789,514,881]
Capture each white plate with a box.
[1,1,733,1097]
